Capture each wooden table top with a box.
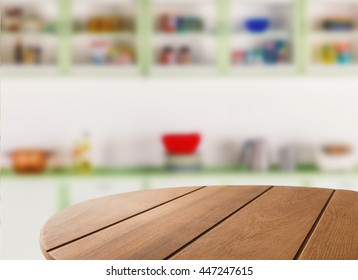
[40,186,358,260]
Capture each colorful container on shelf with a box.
[232,40,290,65]
[1,0,358,75]
[318,42,354,65]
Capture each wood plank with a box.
[41,186,203,251]
[298,190,358,260]
[48,186,270,259]
[171,186,333,260]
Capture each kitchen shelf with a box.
[1,65,59,75]
[3,164,358,179]
[1,31,58,36]
[72,32,136,38]
[0,0,59,73]
[230,64,297,75]
[307,65,358,75]
[305,0,358,73]
[71,65,138,76]
[153,32,217,38]
[151,65,218,76]
[232,30,292,40]
[311,30,358,39]
[1,0,358,76]
[149,0,218,75]
[69,0,141,74]
[229,0,298,73]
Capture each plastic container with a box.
[245,18,270,33]
[162,133,201,155]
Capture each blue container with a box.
[245,18,270,33]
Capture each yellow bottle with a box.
[321,44,336,64]
[72,131,92,174]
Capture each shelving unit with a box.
[0,0,59,75]
[149,0,219,75]
[228,0,299,75]
[70,0,140,75]
[1,0,358,76]
[229,0,298,74]
[305,0,358,73]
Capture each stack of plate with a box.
[161,133,202,172]
[165,153,201,171]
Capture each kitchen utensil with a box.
[316,143,356,172]
[9,149,51,174]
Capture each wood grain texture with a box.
[298,190,358,260]
[171,186,333,260]
[41,186,202,251]
[47,186,270,260]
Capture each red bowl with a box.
[162,133,201,155]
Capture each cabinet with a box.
[309,177,358,191]
[2,0,357,76]
[66,177,144,205]
[229,0,299,74]
[0,176,144,259]
[305,0,358,73]
[149,0,218,75]
[0,0,59,75]
[1,180,59,259]
[70,0,141,75]
[1,172,358,259]
[224,175,303,186]
[148,175,225,189]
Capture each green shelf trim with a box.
[3,164,358,179]
[294,0,303,73]
[218,0,230,75]
[147,0,155,74]
[58,0,71,75]
[301,0,309,73]
[58,183,70,210]
[144,0,152,76]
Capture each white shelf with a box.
[72,32,136,39]
[71,65,138,75]
[1,32,57,38]
[1,0,58,4]
[308,64,358,73]
[310,0,358,3]
[73,0,133,3]
[232,30,292,40]
[1,65,58,75]
[230,64,296,74]
[153,0,216,4]
[152,65,217,75]
[310,30,358,40]
[153,32,216,39]
[234,0,295,3]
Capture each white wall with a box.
[2,77,358,167]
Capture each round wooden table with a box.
[40,186,358,260]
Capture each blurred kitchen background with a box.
[1,0,358,259]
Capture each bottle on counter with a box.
[177,46,192,64]
[321,44,337,64]
[72,131,92,174]
[337,42,353,65]
[14,38,24,64]
[160,46,176,65]
[158,14,176,33]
